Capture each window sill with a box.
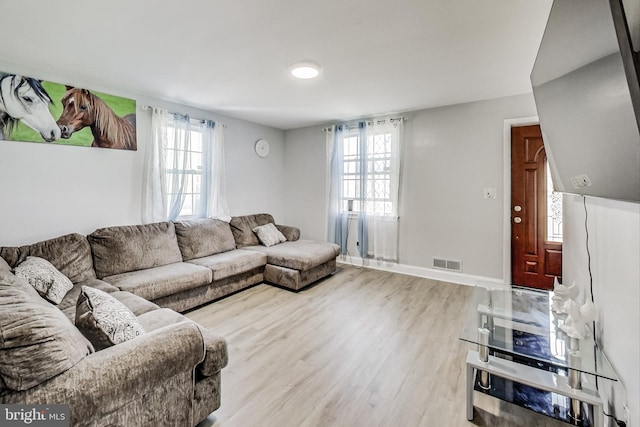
[342,212,399,220]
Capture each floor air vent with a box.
[433,257,462,272]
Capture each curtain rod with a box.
[139,105,227,128]
[321,116,407,132]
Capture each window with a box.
[341,133,360,211]
[340,127,396,216]
[327,119,403,260]
[143,108,227,224]
[165,118,205,218]
[546,162,563,242]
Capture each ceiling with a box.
[0,0,553,130]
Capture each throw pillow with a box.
[253,223,287,247]
[76,286,145,350]
[14,256,74,304]
[0,272,94,391]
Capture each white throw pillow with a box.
[14,256,74,304]
[252,223,287,247]
[75,286,145,350]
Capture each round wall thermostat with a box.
[255,139,270,158]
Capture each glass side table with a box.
[459,286,617,427]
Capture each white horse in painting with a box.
[0,74,60,142]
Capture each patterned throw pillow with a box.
[75,286,145,350]
[252,223,287,247]
[14,256,74,304]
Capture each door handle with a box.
[514,217,522,224]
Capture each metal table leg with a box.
[466,360,474,420]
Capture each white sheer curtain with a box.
[326,119,403,261]
[364,118,403,261]
[142,108,229,223]
[200,120,230,221]
[142,108,169,223]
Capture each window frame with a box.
[339,127,397,217]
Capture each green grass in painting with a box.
[9,80,136,147]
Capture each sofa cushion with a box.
[174,218,236,261]
[110,291,161,316]
[230,213,276,248]
[76,286,146,351]
[0,233,96,283]
[103,262,212,301]
[0,256,11,274]
[14,256,74,304]
[244,240,341,271]
[137,307,190,332]
[187,249,267,280]
[88,222,183,278]
[0,247,20,271]
[253,223,287,247]
[0,272,94,391]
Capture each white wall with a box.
[282,125,328,239]
[284,94,537,280]
[0,61,285,246]
[400,96,538,278]
[563,195,640,426]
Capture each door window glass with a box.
[546,162,563,242]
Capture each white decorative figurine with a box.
[559,299,598,339]
[551,278,579,313]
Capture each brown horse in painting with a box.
[57,86,136,150]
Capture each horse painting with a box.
[57,86,137,150]
[0,74,60,142]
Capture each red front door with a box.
[511,125,562,290]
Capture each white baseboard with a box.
[337,256,507,288]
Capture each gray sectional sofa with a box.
[0,213,339,426]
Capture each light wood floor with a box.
[187,265,568,427]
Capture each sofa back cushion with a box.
[230,213,276,248]
[0,271,94,391]
[88,222,183,279]
[173,218,236,261]
[0,233,96,283]
[0,256,11,274]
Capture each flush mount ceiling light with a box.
[289,62,321,79]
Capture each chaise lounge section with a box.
[230,213,340,291]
